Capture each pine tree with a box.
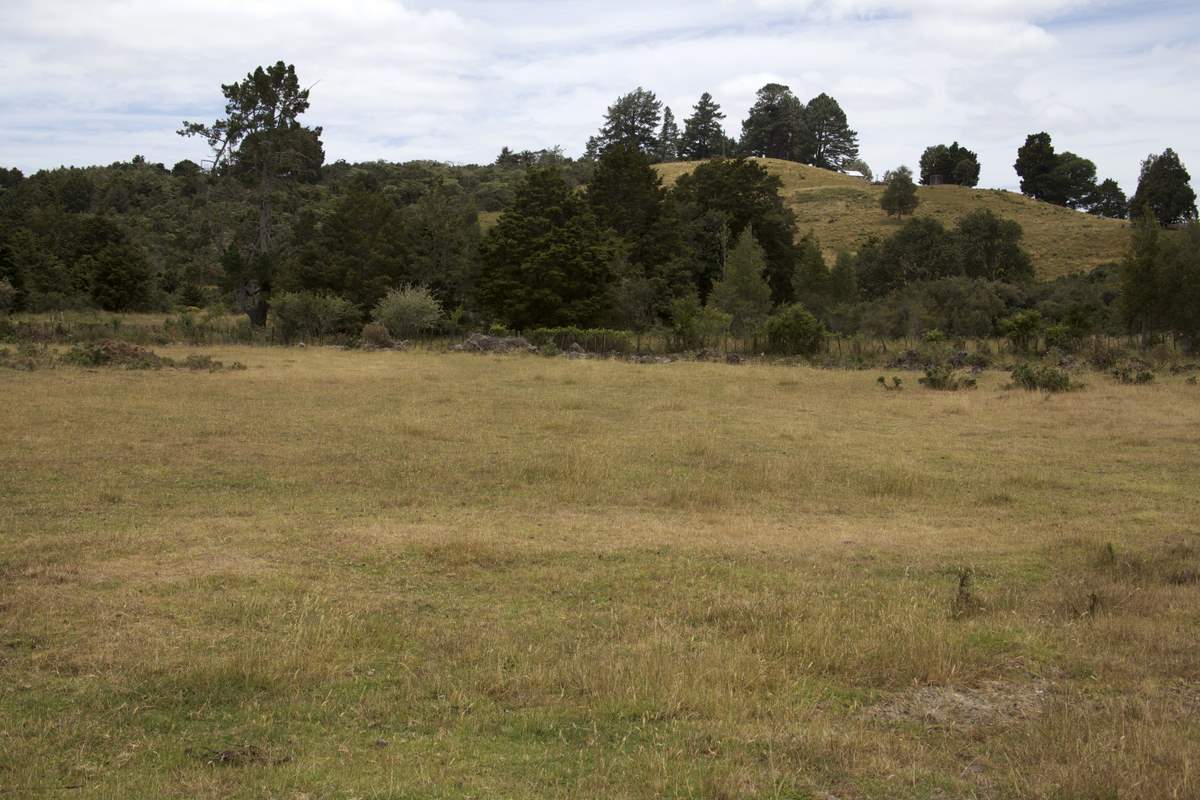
[680,92,727,160]
[709,227,773,337]
[829,251,859,303]
[587,144,684,320]
[584,88,662,159]
[656,107,680,163]
[803,93,858,171]
[792,232,830,307]
[479,168,615,329]
[739,84,807,161]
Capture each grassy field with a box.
[656,159,1133,281]
[2,346,1199,799]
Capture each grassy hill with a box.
[657,158,1133,281]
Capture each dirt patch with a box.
[865,680,1050,730]
[195,744,289,767]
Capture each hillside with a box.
[657,158,1133,280]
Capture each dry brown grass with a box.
[2,347,1199,798]
[658,158,1135,280]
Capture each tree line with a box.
[1,61,1197,352]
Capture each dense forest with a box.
[1,61,1197,352]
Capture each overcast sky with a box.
[1,0,1196,191]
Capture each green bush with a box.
[918,364,976,390]
[271,292,359,343]
[1011,362,1076,392]
[1000,310,1042,353]
[526,327,635,354]
[1112,366,1155,385]
[765,304,824,356]
[372,285,444,339]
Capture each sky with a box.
[1,0,1197,192]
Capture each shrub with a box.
[1011,362,1076,392]
[1112,366,1155,384]
[271,292,359,343]
[372,285,444,339]
[918,364,976,390]
[764,304,824,356]
[1000,310,1042,353]
[526,327,634,355]
[360,323,393,349]
[1085,341,1123,371]
[61,340,165,369]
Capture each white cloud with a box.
[0,0,1196,193]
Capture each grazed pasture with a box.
[2,347,1198,799]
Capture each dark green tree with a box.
[478,168,615,328]
[919,142,980,186]
[1046,152,1098,209]
[803,93,858,171]
[1087,178,1128,219]
[1130,149,1197,227]
[584,88,662,159]
[955,209,1033,282]
[59,170,95,213]
[171,159,202,178]
[792,232,831,312]
[83,239,153,311]
[671,158,798,304]
[680,93,728,160]
[1015,132,1097,207]
[856,218,958,298]
[0,167,24,190]
[829,250,859,304]
[180,61,325,324]
[401,184,481,309]
[1158,223,1200,349]
[739,84,807,161]
[282,187,404,311]
[1014,132,1058,199]
[656,107,681,163]
[587,144,685,317]
[880,166,920,217]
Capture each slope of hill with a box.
[657,158,1132,280]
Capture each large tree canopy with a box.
[671,158,799,305]
[739,84,808,162]
[584,88,663,160]
[1130,148,1197,227]
[919,142,980,187]
[1014,132,1097,209]
[1087,179,1129,220]
[680,93,729,160]
[478,168,615,329]
[180,61,325,323]
[803,93,859,171]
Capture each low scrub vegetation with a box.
[1011,362,1077,392]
